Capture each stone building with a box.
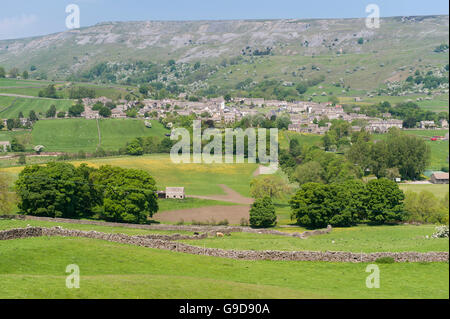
[165,187,185,199]
[430,172,449,184]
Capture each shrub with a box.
[249,196,277,228]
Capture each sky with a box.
[0,0,448,40]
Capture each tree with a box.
[0,66,5,78]
[57,111,66,118]
[15,163,99,218]
[22,71,29,79]
[250,175,289,199]
[38,84,58,98]
[29,110,38,122]
[90,165,158,224]
[17,154,26,165]
[293,161,324,185]
[296,82,308,95]
[366,178,405,223]
[357,38,364,45]
[290,183,330,228]
[68,101,85,117]
[249,196,277,228]
[10,138,25,152]
[404,191,448,224]
[99,106,112,118]
[126,139,144,156]
[46,105,57,118]
[0,173,16,214]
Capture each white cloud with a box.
[0,14,38,40]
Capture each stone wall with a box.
[0,227,448,263]
[0,215,331,239]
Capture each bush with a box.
[249,196,277,228]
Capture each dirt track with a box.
[188,184,254,205]
[154,184,254,224]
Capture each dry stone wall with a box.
[0,215,331,239]
[0,227,448,263]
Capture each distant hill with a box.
[0,15,448,91]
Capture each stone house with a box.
[165,187,185,199]
[430,172,449,184]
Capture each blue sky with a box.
[0,0,448,40]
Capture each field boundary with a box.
[0,215,331,238]
[0,226,448,263]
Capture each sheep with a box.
[216,232,224,238]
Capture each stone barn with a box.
[165,187,185,199]
[430,172,449,184]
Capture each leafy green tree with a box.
[404,191,448,224]
[250,175,289,199]
[17,154,26,165]
[15,163,99,218]
[249,196,277,228]
[0,173,16,214]
[293,161,324,185]
[0,66,5,78]
[366,178,405,223]
[295,82,308,94]
[290,183,330,228]
[68,101,85,117]
[22,71,29,79]
[28,110,38,122]
[90,165,158,224]
[99,106,112,118]
[46,105,57,118]
[57,111,66,118]
[126,139,144,156]
[10,138,25,152]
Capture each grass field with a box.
[0,97,74,119]
[400,183,449,199]
[29,119,168,153]
[182,224,449,253]
[67,155,258,196]
[0,236,447,299]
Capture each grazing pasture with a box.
[182,224,449,253]
[0,234,447,299]
[29,119,168,153]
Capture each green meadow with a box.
[182,224,449,253]
[0,235,447,299]
[29,118,168,153]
